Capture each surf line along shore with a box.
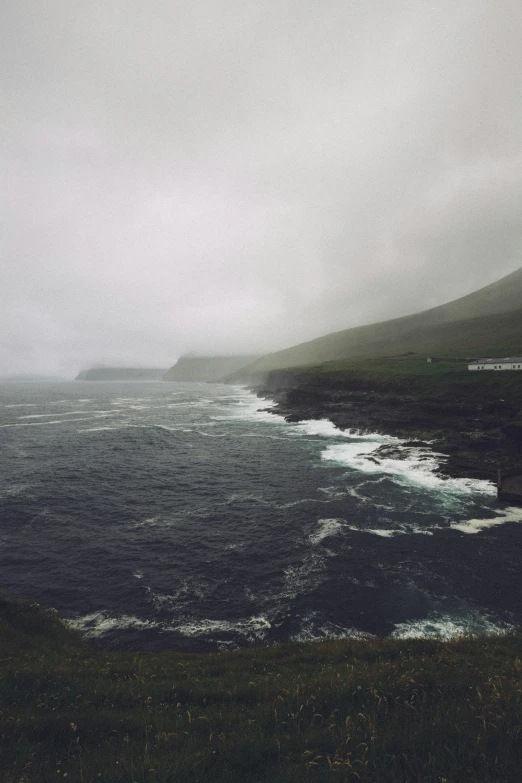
[252,364,522,489]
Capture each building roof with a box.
[469,357,522,364]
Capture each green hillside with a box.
[237,267,522,377]
[164,355,259,383]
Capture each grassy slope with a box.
[163,356,259,382]
[2,594,522,783]
[307,355,522,400]
[240,267,522,376]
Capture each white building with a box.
[468,357,522,371]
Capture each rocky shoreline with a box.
[255,370,522,485]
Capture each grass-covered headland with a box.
[2,594,522,782]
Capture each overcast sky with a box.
[2,0,521,376]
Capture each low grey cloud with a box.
[1,0,521,376]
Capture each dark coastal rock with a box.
[256,371,522,484]
[402,440,431,447]
[371,444,436,462]
[284,413,305,422]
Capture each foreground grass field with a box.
[1,594,522,782]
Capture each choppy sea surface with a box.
[1,380,522,651]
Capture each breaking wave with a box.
[309,518,345,544]
[392,612,516,640]
[68,612,157,637]
[321,438,496,496]
[451,506,522,534]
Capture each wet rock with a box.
[256,372,522,484]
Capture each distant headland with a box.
[163,355,260,383]
[75,367,168,381]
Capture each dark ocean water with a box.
[1,380,522,651]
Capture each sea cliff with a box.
[164,355,260,382]
[255,357,522,483]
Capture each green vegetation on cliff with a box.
[236,267,522,379]
[308,355,522,397]
[2,593,522,782]
[258,355,522,482]
[164,355,259,383]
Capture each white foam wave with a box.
[174,615,271,641]
[451,506,522,534]
[218,407,278,424]
[69,608,271,644]
[225,541,247,551]
[317,486,348,499]
[297,419,398,442]
[283,552,330,599]
[0,484,30,499]
[309,518,345,544]
[392,612,516,640]
[297,419,343,437]
[149,577,213,609]
[17,413,58,419]
[351,526,397,537]
[68,612,157,637]
[78,426,118,432]
[214,391,278,423]
[133,516,162,528]
[345,524,433,537]
[292,612,373,642]
[322,441,495,496]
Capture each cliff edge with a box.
[256,356,522,483]
[164,355,259,383]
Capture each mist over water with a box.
[1,381,521,650]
